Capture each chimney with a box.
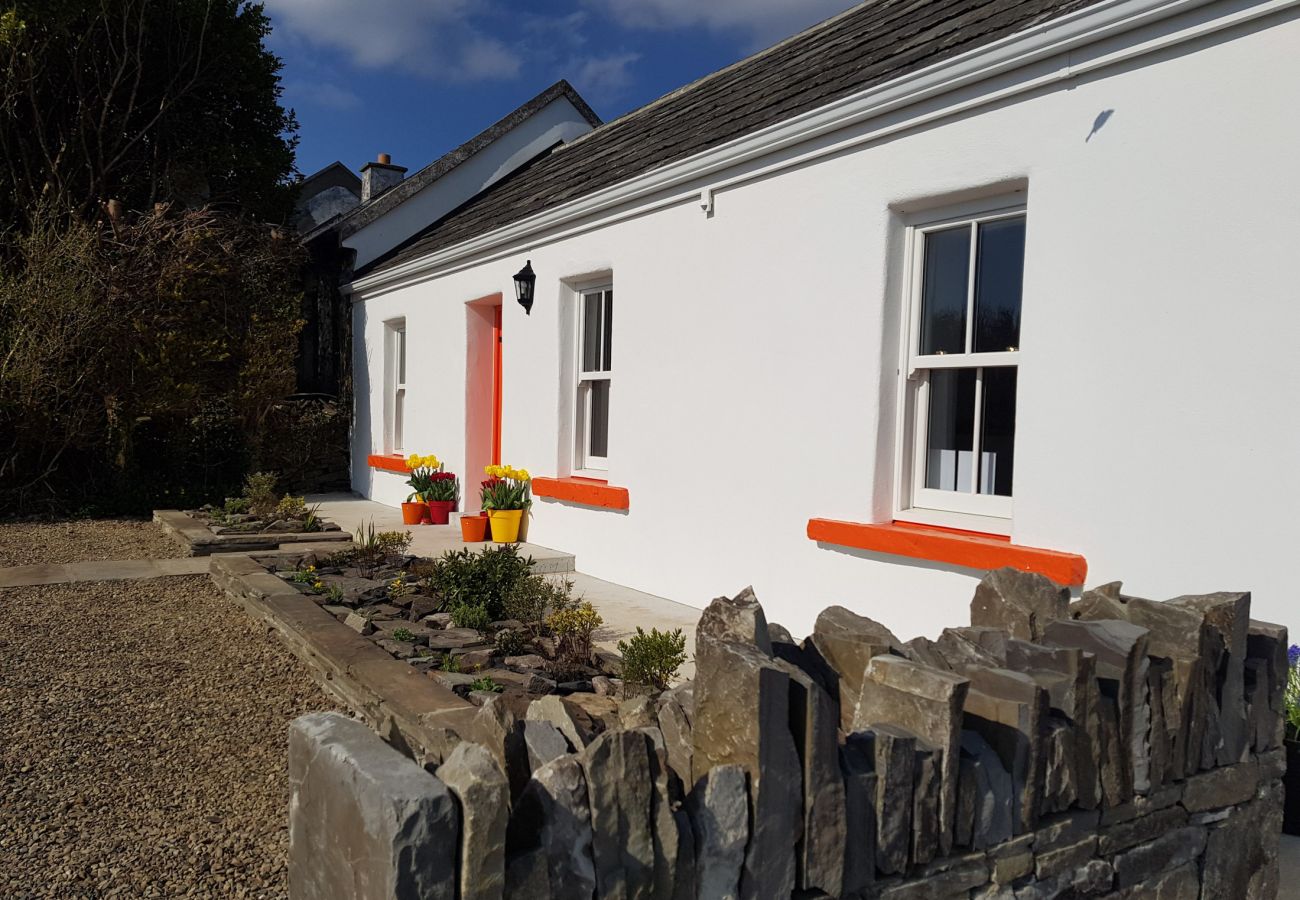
[359,153,407,202]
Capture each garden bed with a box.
[153,508,349,556]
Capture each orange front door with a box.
[491,305,502,465]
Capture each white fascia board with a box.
[348,0,1291,299]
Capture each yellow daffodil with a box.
[517,469,530,481]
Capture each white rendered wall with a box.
[345,97,596,270]
[352,7,1300,641]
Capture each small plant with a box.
[618,627,688,691]
[388,576,414,603]
[324,584,345,604]
[242,471,280,519]
[451,602,492,633]
[494,628,529,657]
[1286,644,1300,739]
[274,494,308,521]
[392,627,416,642]
[223,496,250,516]
[547,600,603,669]
[480,465,532,510]
[505,574,576,632]
[301,503,324,532]
[469,675,504,693]
[291,564,318,585]
[376,531,413,558]
[424,544,533,621]
[352,522,412,578]
[440,652,463,673]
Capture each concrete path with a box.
[0,557,209,588]
[309,492,702,679]
[1282,835,1300,898]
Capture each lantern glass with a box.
[513,260,536,315]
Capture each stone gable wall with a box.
[288,568,1287,899]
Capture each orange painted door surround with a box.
[491,305,502,466]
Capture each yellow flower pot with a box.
[488,509,523,543]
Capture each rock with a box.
[427,628,488,651]
[1145,659,1172,788]
[437,742,509,900]
[1107,861,1199,900]
[359,603,404,620]
[522,719,572,773]
[473,696,529,797]
[1111,825,1206,889]
[424,612,454,628]
[911,741,941,866]
[343,612,374,635]
[839,741,877,896]
[1097,804,1187,856]
[697,586,773,653]
[592,676,618,696]
[562,692,622,734]
[986,834,1033,884]
[1247,620,1288,750]
[1038,716,1077,815]
[773,655,845,896]
[690,765,748,900]
[581,729,656,899]
[961,667,1048,833]
[1095,692,1127,807]
[408,595,438,620]
[1072,586,1127,621]
[876,856,989,899]
[507,755,597,900]
[431,670,480,693]
[459,648,497,670]
[636,727,695,900]
[935,627,1003,671]
[469,690,499,707]
[1180,759,1260,812]
[480,668,555,695]
[1033,835,1096,880]
[854,655,969,857]
[809,605,904,733]
[969,567,1070,641]
[375,638,418,660]
[1201,781,1282,899]
[657,695,693,787]
[322,604,351,619]
[288,712,458,899]
[1042,618,1150,798]
[504,847,550,900]
[619,695,658,730]
[692,633,801,900]
[1032,808,1100,853]
[528,695,596,750]
[767,622,796,644]
[1246,659,1274,753]
[506,654,548,670]
[1167,592,1251,765]
[850,725,914,875]
[959,730,1013,849]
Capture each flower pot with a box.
[426,499,455,525]
[488,508,523,543]
[460,513,488,542]
[1284,739,1300,835]
[401,501,429,525]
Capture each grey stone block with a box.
[809,604,903,733]
[970,567,1070,641]
[288,711,458,900]
[690,765,748,900]
[581,729,655,899]
[437,742,508,900]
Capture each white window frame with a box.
[573,282,612,476]
[895,200,1026,535]
[385,319,407,454]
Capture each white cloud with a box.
[265,0,520,81]
[591,0,859,44]
[571,51,640,102]
[285,80,362,110]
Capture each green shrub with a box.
[242,472,279,519]
[494,628,528,657]
[450,602,492,633]
[301,503,323,532]
[504,574,576,631]
[274,494,308,521]
[392,627,415,642]
[424,545,533,622]
[617,627,688,691]
[469,676,504,694]
[547,601,602,670]
[440,652,462,673]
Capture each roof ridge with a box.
[556,1,871,153]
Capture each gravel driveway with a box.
[0,576,338,897]
[0,519,179,567]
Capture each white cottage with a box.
[343,0,1300,639]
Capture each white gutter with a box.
[349,0,1294,299]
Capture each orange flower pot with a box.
[488,509,523,543]
[459,513,488,542]
[401,502,428,525]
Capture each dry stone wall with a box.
[288,568,1287,899]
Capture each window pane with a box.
[602,289,613,370]
[397,328,407,384]
[394,388,405,451]
[924,368,976,492]
[582,292,603,372]
[919,226,970,355]
[973,217,1025,352]
[588,379,609,459]
[978,367,1017,497]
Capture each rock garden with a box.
[154,472,349,556]
[252,524,688,729]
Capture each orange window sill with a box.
[532,477,629,510]
[367,453,408,474]
[806,518,1087,586]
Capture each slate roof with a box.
[361,0,1100,278]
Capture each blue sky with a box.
[265,0,858,177]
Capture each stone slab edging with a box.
[209,554,476,764]
[0,557,210,588]
[154,509,352,558]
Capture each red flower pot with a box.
[426,499,455,525]
[400,502,428,525]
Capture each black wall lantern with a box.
[513,260,536,315]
